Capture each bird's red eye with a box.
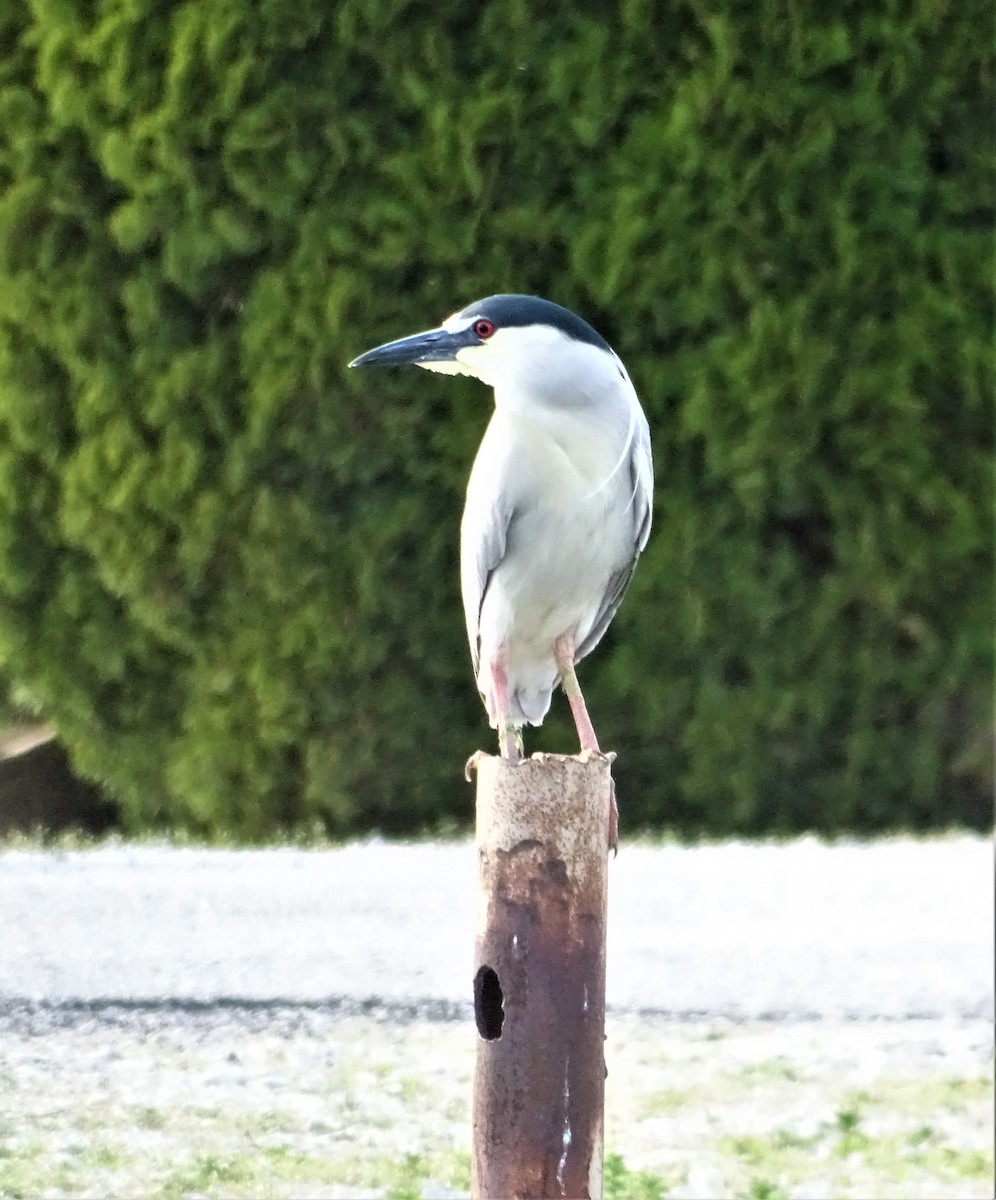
[473,318,495,339]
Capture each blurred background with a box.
[0,0,991,841]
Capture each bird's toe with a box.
[578,747,617,764]
[464,751,488,781]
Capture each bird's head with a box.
[349,294,620,398]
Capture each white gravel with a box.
[0,834,990,1019]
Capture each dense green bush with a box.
[0,0,991,836]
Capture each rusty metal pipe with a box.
[470,752,611,1200]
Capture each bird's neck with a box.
[490,391,633,491]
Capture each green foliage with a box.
[0,0,991,835]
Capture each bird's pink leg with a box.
[489,652,522,762]
[553,634,600,753]
[554,634,618,849]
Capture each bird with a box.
[350,294,653,819]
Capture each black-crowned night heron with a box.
[350,294,653,786]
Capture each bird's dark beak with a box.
[348,325,476,369]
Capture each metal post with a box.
[470,752,611,1200]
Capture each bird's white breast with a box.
[464,392,639,699]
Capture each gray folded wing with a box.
[575,413,653,661]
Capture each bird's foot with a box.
[578,747,616,764]
[464,727,523,780]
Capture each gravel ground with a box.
[0,835,992,1198]
[0,1003,991,1199]
[0,835,990,1018]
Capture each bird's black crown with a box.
[456,294,612,353]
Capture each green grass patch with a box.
[604,1152,666,1200]
[640,1085,688,1115]
[741,1180,790,1200]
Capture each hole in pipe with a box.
[474,966,504,1040]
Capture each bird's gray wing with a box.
[460,436,521,678]
[575,414,653,662]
